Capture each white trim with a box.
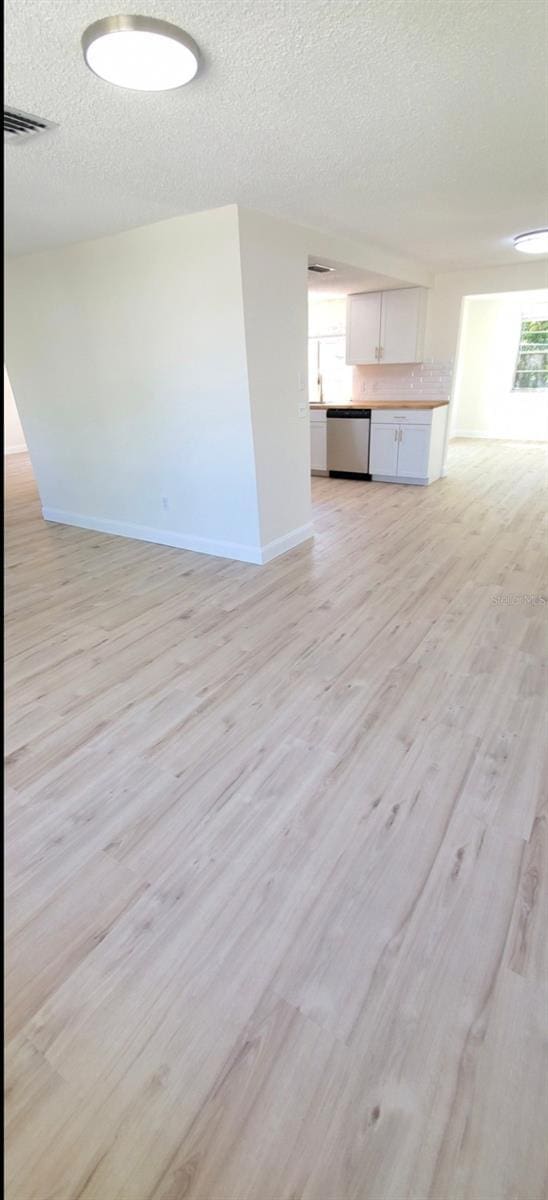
[450,429,491,439]
[42,507,264,564]
[451,430,548,442]
[41,508,314,565]
[4,444,27,455]
[260,523,314,563]
[372,474,429,486]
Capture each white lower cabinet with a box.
[311,405,448,484]
[369,407,447,485]
[368,423,399,476]
[396,424,432,478]
[310,410,327,474]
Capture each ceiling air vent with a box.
[4,106,57,143]
[308,263,335,274]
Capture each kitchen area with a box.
[308,268,450,485]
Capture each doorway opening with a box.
[4,365,27,456]
[451,289,548,443]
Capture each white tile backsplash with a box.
[352,361,453,403]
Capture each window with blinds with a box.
[513,318,548,390]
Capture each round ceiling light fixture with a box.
[513,229,548,255]
[82,15,200,91]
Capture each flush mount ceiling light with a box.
[513,229,548,255]
[82,15,200,91]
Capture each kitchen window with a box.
[513,318,548,390]
[308,335,352,405]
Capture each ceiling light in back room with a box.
[513,229,548,255]
[81,15,200,91]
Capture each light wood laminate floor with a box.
[5,442,548,1200]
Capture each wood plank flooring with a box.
[4,441,548,1200]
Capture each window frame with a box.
[512,316,548,393]
[308,333,352,405]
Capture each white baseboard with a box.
[260,523,314,563]
[451,430,547,442]
[451,430,493,439]
[4,444,27,455]
[371,475,429,486]
[42,507,265,564]
[41,508,314,566]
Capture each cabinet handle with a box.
[379,346,383,360]
[399,428,403,442]
[394,428,398,441]
[374,346,379,361]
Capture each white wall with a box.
[5,203,322,563]
[452,291,548,441]
[238,208,312,550]
[425,259,548,363]
[17,197,529,554]
[424,259,548,465]
[4,366,27,453]
[5,205,266,561]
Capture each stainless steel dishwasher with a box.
[326,408,371,478]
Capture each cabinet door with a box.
[379,287,425,364]
[369,423,399,476]
[310,422,327,472]
[397,424,431,478]
[346,293,381,365]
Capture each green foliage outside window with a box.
[513,319,548,389]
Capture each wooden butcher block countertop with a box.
[310,400,449,411]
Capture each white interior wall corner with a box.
[4,205,271,560]
[237,207,313,550]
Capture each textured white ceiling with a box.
[4,0,547,265]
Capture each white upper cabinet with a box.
[379,287,427,364]
[346,292,382,365]
[346,287,428,365]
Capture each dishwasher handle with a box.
[326,408,371,418]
